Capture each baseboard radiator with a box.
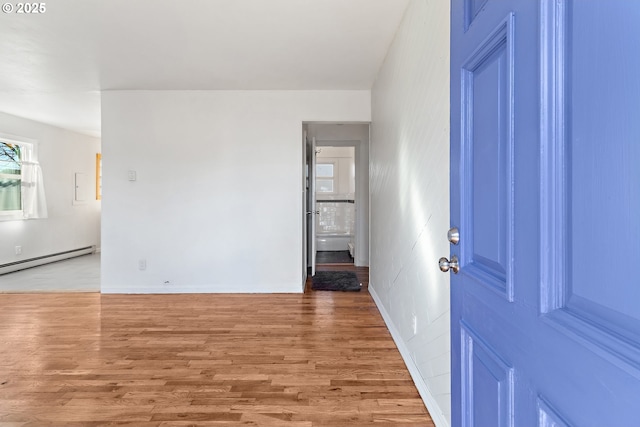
[0,246,96,276]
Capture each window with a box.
[316,163,335,193]
[0,136,47,220]
[0,142,22,214]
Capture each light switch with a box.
[127,170,137,181]
[74,172,87,202]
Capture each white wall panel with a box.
[101,90,370,293]
[370,0,451,425]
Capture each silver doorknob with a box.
[439,255,460,274]
[447,227,460,245]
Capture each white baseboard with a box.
[100,282,304,294]
[355,257,369,267]
[369,283,450,427]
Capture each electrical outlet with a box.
[138,259,146,270]
[15,246,22,255]
[412,315,418,335]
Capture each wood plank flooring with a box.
[0,266,434,426]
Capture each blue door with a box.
[448,1,640,425]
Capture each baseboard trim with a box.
[101,282,304,294]
[369,283,450,427]
[354,257,369,267]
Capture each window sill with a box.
[0,211,25,221]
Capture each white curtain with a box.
[20,144,48,219]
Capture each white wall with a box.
[0,111,101,264]
[369,1,451,426]
[101,90,370,293]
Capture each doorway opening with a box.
[302,123,370,281]
[315,145,355,265]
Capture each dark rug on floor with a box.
[316,250,353,264]
[312,271,361,292]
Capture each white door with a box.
[310,137,317,276]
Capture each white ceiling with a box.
[0,0,410,137]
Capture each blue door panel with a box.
[537,399,571,427]
[570,139,640,319]
[471,48,507,277]
[568,0,640,323]
[464,0,488,31]
[460,13,515,299]
[461,324,513,427]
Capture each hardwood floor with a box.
[0,266,434,426]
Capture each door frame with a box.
[314,139,368,267]
[301,123,370,287]
[301,129,308,288]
